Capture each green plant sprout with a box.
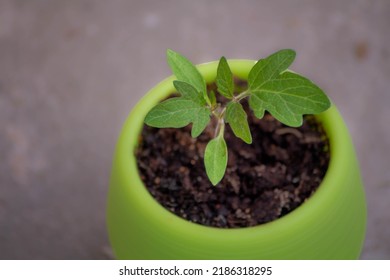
[145,49,331,185]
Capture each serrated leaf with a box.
[248,96,266,119]
[167,49,207,101]
[145,81,210,136]
[249,71,331,127]
[145,98,198,128]
[216,56,234,99]
[204,135,228,186]
[173,80,205,106]
[191,111,210,138]
[225,102,252,144]
[248,49,296,91]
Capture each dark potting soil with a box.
[136,83,330,228]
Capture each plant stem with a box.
[215,118,225,138]
[211,89,250,139]
[213,107,226,138]
[211,104,225,119]
[234,90,251,102]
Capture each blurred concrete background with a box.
[0,0,389,259]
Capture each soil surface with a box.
[136,85,330,228]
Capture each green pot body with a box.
[107,60,367,259]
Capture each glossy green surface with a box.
[107,60,367,259]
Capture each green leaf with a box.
[225,102,252,144]
[209,90,217,107]
[204,135,228,186]
[173,80,205,106]
[145,81,210,137]
[216,56,234,99]
[166,49,208,102]
[247,49,330,126]
[145,98,198,128]
[249,71,331,126]
[191,111,210,138]
[248,95,266,119]
[248,49,296,91]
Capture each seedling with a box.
[145,49,330,185]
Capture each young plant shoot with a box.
[145,49,331,185]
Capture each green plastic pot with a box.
[107,60,367,259]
